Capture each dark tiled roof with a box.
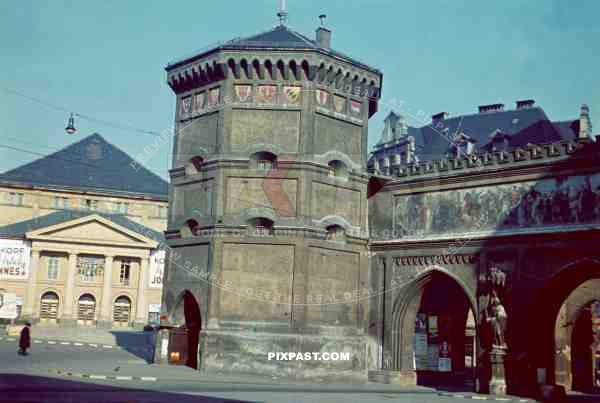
[167,25,380,74]
[0,133,168,198]
[371,107,581,163]
[0,209,164,241]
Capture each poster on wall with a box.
[149,250,166,288]
[413,333,428,370]
[427,344,439,370]
[0,239,31,280]
[0,292,18,319]
[428,315,438,336]
[438,357,452,372]
[415,313,427,333]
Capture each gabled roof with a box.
[167,24,380,74]
[0,133,168,199]
[0,209,164,241]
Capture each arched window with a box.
[186,156,204,175]
[251,151,277,171]
[182,219,199,237]
[328,160,347,178]
[325,225,345,241]
[247,217,274,236]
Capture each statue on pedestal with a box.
[478,264,509,395]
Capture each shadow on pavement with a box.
[110,330,155,363]
[0,373,254,403]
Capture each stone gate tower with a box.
[156,16,382,380]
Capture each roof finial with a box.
[277,0,288,25]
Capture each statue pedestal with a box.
[489,346,507,396]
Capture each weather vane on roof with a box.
[277,0,288,25]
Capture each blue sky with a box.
[0,0,598,179]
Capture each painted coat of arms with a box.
[333,95,346,114]
[282,86,301,104]
[234,85,252,102]
[257,85,277,104]
[350,100,362,116]
[208,88,220,107]
[180,96,192,115]
[193,92,205,112]
[316,89,329,106]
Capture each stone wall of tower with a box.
[158,48,382,379]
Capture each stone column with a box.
[97,255,114,329]
[134,256,149,328]
[61,252,78,327]
[23,249,41,320]
[489,347,508,395]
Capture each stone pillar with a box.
[489,346,507,395]
[23,249,41,320]
[134,256,149,328]
[61,252,78,327]
[97,255,114,329]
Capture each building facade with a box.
[0,133,169,328]
[155,14,599,398]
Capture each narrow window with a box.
[47,257,59,280]
[119,260,131,286]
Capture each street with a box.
[0,337,522,403]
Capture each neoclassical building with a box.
[155,13,599,399]
[0,133,168,328]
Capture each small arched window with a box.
[328,160,347,178]
[181,219,199,237]
[325,225,345,241]
[247,217,274,236]
[186,156,204,175]
[251,151,277,171]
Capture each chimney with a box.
[579,104,592,138]
[432,112,449,122]
[516,99,535,110]
[478,103,505,114]
[316,14,331,49]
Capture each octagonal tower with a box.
[156,17,382,381]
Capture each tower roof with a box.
[0,133,168,199]
[167,24,380,74]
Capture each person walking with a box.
[18,322,31,355]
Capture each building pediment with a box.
[26,214,158,248]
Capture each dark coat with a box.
[19,326,30,349]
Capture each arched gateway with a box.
[388,268,478,388]
[168,290,201,369]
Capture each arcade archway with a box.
[392,269,477,388]
[529,259,600,392]
[169,290,201,369]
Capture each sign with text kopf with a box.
[149,249,165,288]
[0,239,31,280]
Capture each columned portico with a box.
[0,212,164,329]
